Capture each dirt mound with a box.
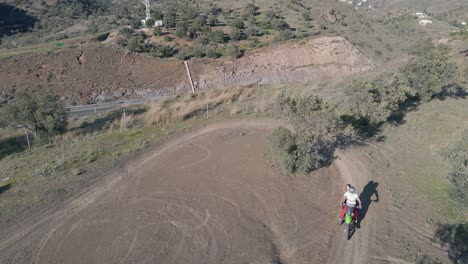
[0,36,372,103]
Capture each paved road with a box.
[66,99,148,117]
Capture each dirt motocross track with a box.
[0,120,387,264]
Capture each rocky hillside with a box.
[0,36,372,104]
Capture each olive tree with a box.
[0,91,67,139]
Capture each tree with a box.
[275,30,295,41]
[206,47,221,58]
[131,19,141,29]
[245,3,258,17]
[223,45,242,58]
[0,91,67,139]
[208,15,218,26]
[209,30,225,43]
[175,27,186,38]
[245,26,259,38]
[302,11,312,21]
[230,28,245,41]
[269,95,351,173]
[153,27,162,36]
[118,27,133,38]
[401,42,459,102]
[163,13,176,28]
[152,44,174,58]
[151,10,163,20]
[230,18,245,29]
[345,73,407,126]
[145,18,155,28]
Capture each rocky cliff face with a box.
[0,36,372,103]
[191,36,373,91]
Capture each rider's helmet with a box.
[349,186,356,194]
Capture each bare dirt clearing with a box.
[0,120,342,264]
[2,98,465,264]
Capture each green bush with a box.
[153,27,162,36]
[440,129,468,207]
[0,91,67,140]
[401,42,459,102]
[131,19,141,29]
[269,95,351,174]
[163,13,176,28]
[230,18,244,29]
[152,44,174,58]
[145,18,155,27]
[274,30,295,42]
[118,27,133,38]
[268,126,298,174]
[344,73,408,126]
[206,48,221,58]
[223,45,242,58]
[208,15,218,26]
[230,28,245,41]
[209,30,225,43]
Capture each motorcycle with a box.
[338,203,359,240]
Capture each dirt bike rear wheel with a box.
[345,223,350,240]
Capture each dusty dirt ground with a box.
[2,97,464,263]
[0,120,343,264]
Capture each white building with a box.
[419,19,433,26]
[414,12,426,18]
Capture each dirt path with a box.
[0,119,348,264]
[5,118,442,263]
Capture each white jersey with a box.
[344,191,359,207]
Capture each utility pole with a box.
[24,127,30,150]
[123,109,127,131]
[184,61,196,93]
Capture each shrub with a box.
[274,30,295,42]
[344,73,408,127]
[245,26,259,38]
[152,44,174,58]
[230,28,245,41]
[0,90,67,139]
[131,19,141,29]
[151,10,163,20]
[118,27,133,38]
[440,129,468,207]
[163,13,176,28]
[401,42,459,102]
[145,18,155,27]
[153,27,162,36]
[230,18,245,29]
[268,126,298,174]
[208,15,218,26]
[269,95,351,174]
[223,45,242,58]
[175,27,186,38]
[209,30,225,43]
[206,47,221,58]
[192,46,205,58]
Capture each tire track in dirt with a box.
[1,119,340,264]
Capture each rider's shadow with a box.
[358,181,379,228]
